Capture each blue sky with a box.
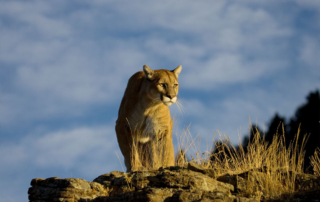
[0,0,320,201]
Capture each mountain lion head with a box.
[143,65,182,106]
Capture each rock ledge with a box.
[28,163,320,202]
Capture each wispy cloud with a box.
[0,1,320,201]
[0,125,121,174]
[300,36,320,70]
[0,124,122,201]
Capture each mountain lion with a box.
[115,65,182,172]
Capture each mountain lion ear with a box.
[172,65,182,78]
[143,65,154,80]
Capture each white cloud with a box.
[0,125,122,175]
[172,85,310,147]
[144,38,205,66]
[294,0,320,11]
[0,0,303,127]
[181,53,288,90]
[0,124,123,201]
[123,1,293,90]
[300,36,320,74]
[0,1,71,37]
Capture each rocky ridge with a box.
[28,162,320,202]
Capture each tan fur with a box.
[115,65,182,172]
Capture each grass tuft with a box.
[310,147,320,176]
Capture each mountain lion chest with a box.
[128,107,171,143]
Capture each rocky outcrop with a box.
[28,177,110,202]
[28,163,320,202]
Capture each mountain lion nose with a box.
[167,95,175,99]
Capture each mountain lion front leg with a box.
[161,119,175,167]
[148,128,175,169]
[163,130,175,167]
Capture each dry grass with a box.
[310,148,320,176]
[128,122,315,199]
[174,124,309,199]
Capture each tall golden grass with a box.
[175,124,312,199]
[128,123,319,199]
[310,148,320,176]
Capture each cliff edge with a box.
[28,162,320,202]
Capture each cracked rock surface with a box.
[28,163,320,202]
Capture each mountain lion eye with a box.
[159,83,165,87]
[174,84,178,87]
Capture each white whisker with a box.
[175,99,188,116]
